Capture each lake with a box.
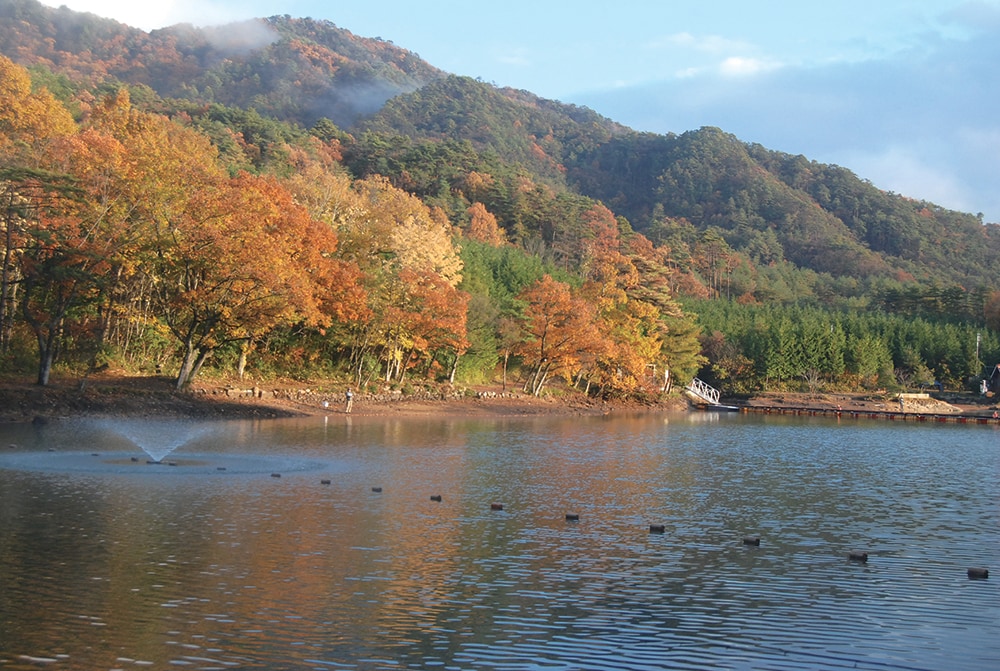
[0,411,997,670]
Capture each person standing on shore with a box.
[345,388,354,413]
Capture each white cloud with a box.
[958,126,1000,156]
[674,67,704,79]
[942,0,1000,32]
[643,32,781,80]
[574,17,1000,223]
[495,48,532,68]
[718,56,781,77]
[648,32,755,55]
[836,145,974,212]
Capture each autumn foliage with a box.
[0,55,704,397]
[4,48,990,399]
[2,4,999,399]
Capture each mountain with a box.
[355,75,630,185]
[571,127,996,285]
[353,77,998,293]
[2,0,998,304]
[0,0,442,127]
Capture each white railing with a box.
[685,377,721,405]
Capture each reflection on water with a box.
[0,413,997,670]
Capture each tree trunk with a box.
[237,340,249,380]
[532,369,549,397]
[0,214,13,355]
[399,348,417,383]
[501,351,509,392]
[36,339,55,386]
[383,344,394,382]
[189,347,211,381]
[528,360,551,397]
[523,364,537,394]
[175,339,198,390]
[27,306,62,387]
[354,356,366,390]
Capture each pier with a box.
[737,404,1000,425]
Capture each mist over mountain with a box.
[0,0,443,127]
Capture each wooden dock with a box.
[738,405,1000,425]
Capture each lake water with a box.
[0,411,997,671]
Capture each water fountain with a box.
[104,419,209,463]
[0,418,334,476]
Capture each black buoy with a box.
[320,479,331,485]
[742,536,761,546]
[91,453,100,457]
[491,502,504,511]
[849,551,869,562]
[130,456,139,462]
[649,524,666,534]
[565,513,580,521]
[371,486,382,493]
[271,473,281,478]
[968,567,989,580]
[430,494,442,502]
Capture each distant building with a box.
[988,363,1000,393]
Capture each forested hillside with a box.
[358,79,999,295]
[1,0,998,398]
[0,0,442,127]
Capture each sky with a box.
[41,0,1000,223]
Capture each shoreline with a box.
[1,376,996,424]
[0,375,685,424]
[732,390,999,418]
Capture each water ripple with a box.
[0,415,996,670]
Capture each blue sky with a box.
[44,1,1000,223]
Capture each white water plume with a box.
[99,419,210,462]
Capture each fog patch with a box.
[199,19,278,57]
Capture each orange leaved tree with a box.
[150,173,364,389]
[384,268,470,383]
[513,274,607,396]
[0,57,92,383]
[334,176,468,385]
[466,202,507,247]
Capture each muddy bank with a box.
[0,376,684,424]
[5,376,994,426]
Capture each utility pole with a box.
[976,332,981,374]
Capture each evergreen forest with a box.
[1,0,998,399]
